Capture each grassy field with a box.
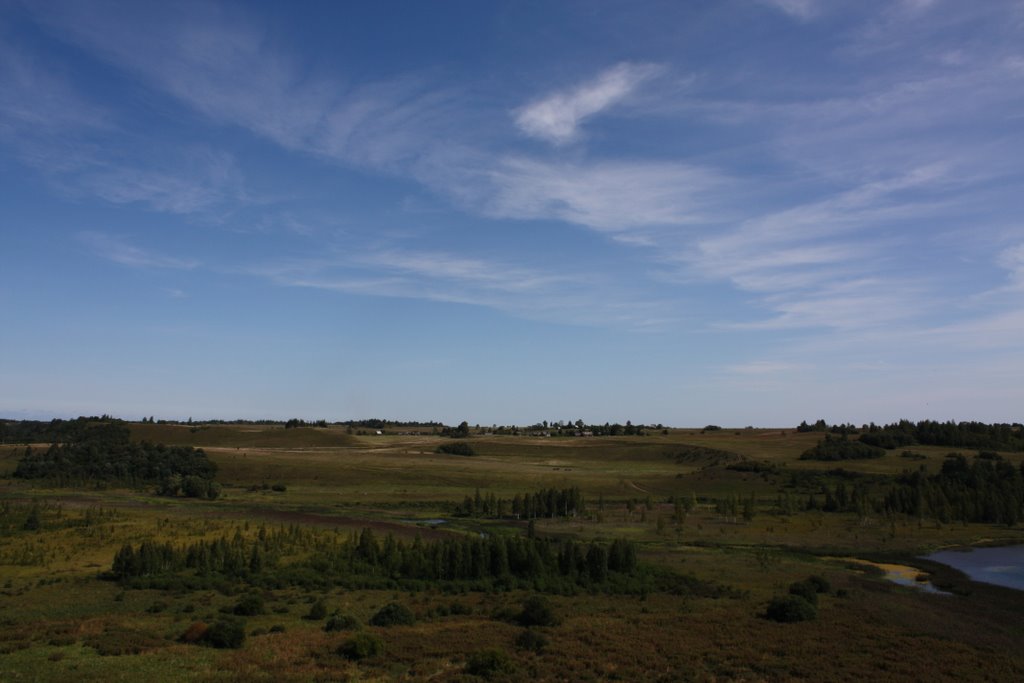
[2,423,1023,681]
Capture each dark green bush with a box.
[448,601,472,615]
[515,628,548,653]
[202,618,246,648]
[800,436,884,461]
[324,612,362,632]
[233,593,265,616]
[518,595,559,627]
[788,580,819,606]
[435,442,476,456]
[305,598,328,620]
[766,595,816,623]
[338,631,384,660]
[806,575,831,594]
[465,648,516,678]
[370,602,416,627]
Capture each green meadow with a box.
[2,421,1024,681]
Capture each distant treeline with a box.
[0,416,117,444]
[860,420,1024,451]
[797,419,1024,451]
[342,418,443,429]
[283,418,328,429]
[12,420,219,498]
[0,416,451,438]
[881,453,1024,525]
[790,453,1024,526]
[520,420,655,436]
[106,525,724,597]
[453,487,584,519]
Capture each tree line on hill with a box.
[12,420,220,498]
[0,416,117,444]
[436,419,662,437]
[797,419,1024,451]
[788,452,1024,526]
[520,419,654,436]
[881,453,1024,525]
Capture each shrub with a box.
[324,612,362,632]
[182,475,208,498]
[518,596,559,627]
[800,437,884,461]
[203,618,247,648]
[448,601,472,615]
[305,598,328,620]
[233,593,265,616]
[788,580,819,606]
[369,602,416,627]
[435,442,476,456]
[23,505,41,531]
[766,595,817,623]
[806,575,831,594]
[338,631,384,660]
[271,483,287,492]
[515,628,548,654]
[85,627,166,656]
[465,648,516,678]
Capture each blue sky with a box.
[2,0,1023,426]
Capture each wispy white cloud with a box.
[72,149,244,215]
[684,166,950,314]
[0,42,109,136]
[513,62,663,145]
[728,278,927,331]
[426,154,727,233]
[244,247,672,328]
[682,218,963,339]
[0,32,248,218]
[997,243,1024,290]
[918,308,1024,350]
[27,1,461,173]
[80,232,200,270]
[756,0,820,21]
[0,40,112,177]
[20,4,721,241]
[357,251,574,293]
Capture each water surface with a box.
[925,545,1024,591]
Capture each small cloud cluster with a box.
[513,63,662,145]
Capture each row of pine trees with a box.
[109,524,640,591]
[454,486,584,519]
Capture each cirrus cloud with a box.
[513,62,664,145]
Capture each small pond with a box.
[924,545,1024,591]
